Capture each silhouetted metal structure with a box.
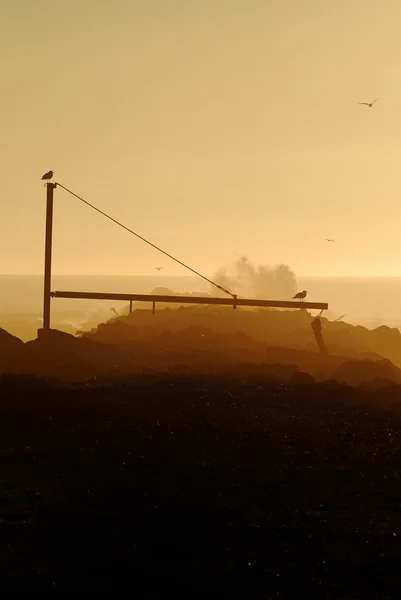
[42,183,57,332]
[39,181,329,337]
[51,290,328,312]
[311,317,328,355]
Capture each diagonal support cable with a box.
[56,182,235,298]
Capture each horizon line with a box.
[1,273,401,279]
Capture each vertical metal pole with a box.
[311,318,328,355]
[43,183,56,331]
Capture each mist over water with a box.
[211,256,297,299]
[1,273,401,341]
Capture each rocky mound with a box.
[81,298,401,369]
[1,300,401,388]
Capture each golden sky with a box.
[1,0,401,276]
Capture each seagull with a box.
[293,290,308,302]
[155,267,163,271]
[326,238,336,242]
[358,97,380,108]
[41,170,54,181]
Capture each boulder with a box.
[0,327,24,372]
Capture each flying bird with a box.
[155,267,163,271]
[358,97,380,108]
[326,238,336,242]
[293,290,308,301]
[41,170,54,181]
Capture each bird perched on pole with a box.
[41,170,54,181]
[293,290,308,301]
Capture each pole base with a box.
[37,328,52,339]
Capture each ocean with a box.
[1,274,401,341]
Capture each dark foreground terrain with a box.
[1,374,401,598]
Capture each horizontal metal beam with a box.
[51,291,328,311]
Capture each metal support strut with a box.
[42,183,57,333]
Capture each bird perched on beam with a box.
[41,170,54,181]
[293,290,308,301]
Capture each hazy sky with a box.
[1,0,401,277]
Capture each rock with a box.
[0,327,24,372]
[19,329,121,380]
[360,377,398,392]
[289,371,316,385]
[330,359,401,388]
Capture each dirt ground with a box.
[1,374,401,598]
